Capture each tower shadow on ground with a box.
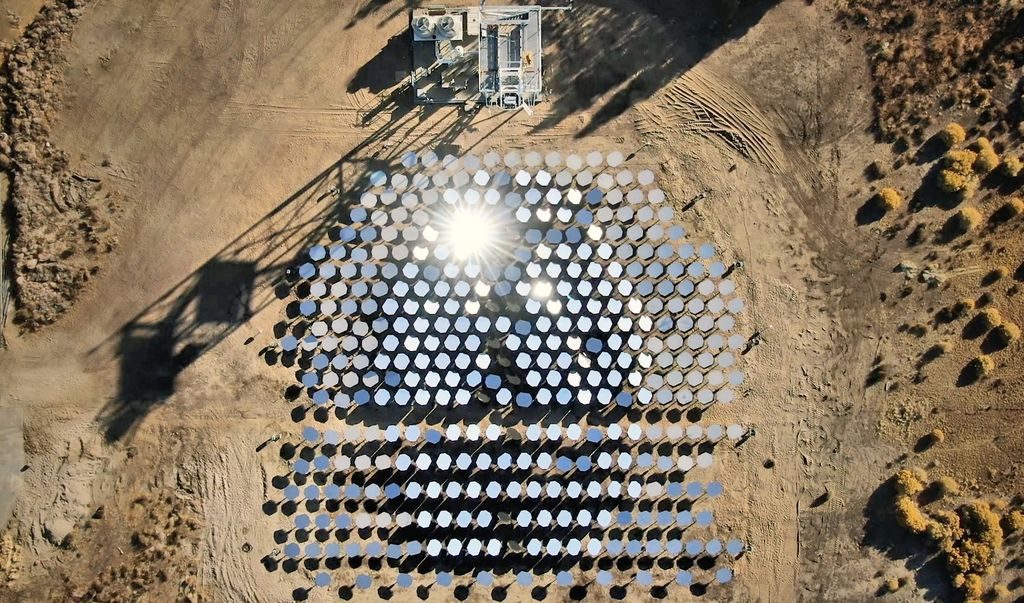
[92,95,484,441]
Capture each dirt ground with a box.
[0,0,44,45]
[0,1,1022,602]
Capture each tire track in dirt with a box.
[195,438,267,603]
[225,100,359,117]
[219,101,363,134]
[637,68,784,173]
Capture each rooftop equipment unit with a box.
[412,16,434,39]
[412,14,464,42]
[435,15,457,39]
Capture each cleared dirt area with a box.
[0,1,1021,602]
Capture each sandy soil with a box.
[0,0,44,45]
[0,1,1021,602]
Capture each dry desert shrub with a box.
[894,467,927,496]
[876,187,903,212]
[926,512,986,601]
[957,573,984,599]
[938,123,967,147]
[934,476,960,497]
[945,149,978,174]
[882,577,901,593]
[951,206,983,234]
[990,583,1011,601]
[988,322,1020,348]
[922,340,952,363]
[938,150,980,199]
[1000,155,1023,178]
[895,496,930,533]
[994,197,1023,222]
[907,323,930,337]
[970,138,1000,173]
[938,172,979,200]
[926,509,963,543]
[952,298,976,317]
[965,355,995,381]
[836,0,1024,146]
[976,308,1003,330]
[961,500,1004,549]
[940,501,1004,601]
[927,428,945,445]
[984,267,1008,283]
[1002,510,1024,533]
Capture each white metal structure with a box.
[410,5,556,110]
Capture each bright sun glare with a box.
[448,206,497,260]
